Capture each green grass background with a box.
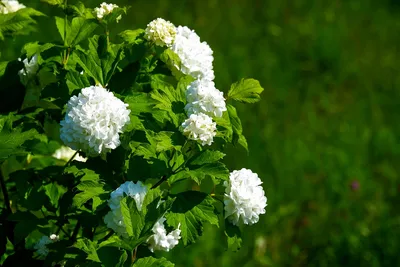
[3,0,400,266]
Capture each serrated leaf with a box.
[228,78,264,103]
[120,188,163,240]
[227,104,248,151]
[120,197,143,239]
[0,8,44,40]
[0,126,39,160]
[67,17,98,46]
[41,0,63,5]
[74,239,101,263]
[119,29,145,44]
[73,180,105,208]
[22,42,56,58]
[124,93,155,115]
[133,257,175,267]
[166,191,218,245]
[190,150,226,165]
[65,70,91,93]
[73,35,124,86]
[225,220,242,251]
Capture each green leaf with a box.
[188,162,230,184]
[166,191,219,245]
[227,78,264,103]
[227,104,248,151]
[55,16,98,46]
[190,150,226,165]
[67,17,98,46]
[119,29,145,44]
[55,16,70,42]
[22,42,56,58]
[41,0,63,5]
[133,257,175,267]
[65,70,91,93]
[124,93,155,115]
[74,238,101,263]
[120,197,144,239]
[0,8,44,40]
[225,220,242,251]
[43,182,67,207]
[0,123,39,160]
[73,180,105,208]
[73,35,124,86]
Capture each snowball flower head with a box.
[52,146,87,162]
[104,181,148,238]
[94,2,119,19]
[34,234,59,257]
[185,79,226,118]
[147,217,181,252]
[224,168,267,226]
[60,85,131,156]
[0,0,25,14]
[171,26,215,81]
[145,18,177,47]
[182,113,216,146]
[18,54,39,85]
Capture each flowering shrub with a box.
[0,1,266,266]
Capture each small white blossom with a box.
[60,85,131,156]
[34,234,59,257]
[52,146,87,162]
[94,2,119,20]
[145,18,177,47]
[182,113,216,146]
[147,217,181,252]
[0,0,25,14]
[185,79,226,118]
[18,54,39,85]
[224,168,267,226]
[171,26,215,81]
[104,181,148,238]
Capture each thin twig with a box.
[151,175,167,189]
[65,150,79,166]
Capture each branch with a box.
[151,175,167,189]
[70,221,81,242]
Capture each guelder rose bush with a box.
[0,1,266,266]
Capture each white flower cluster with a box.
[60,86,131,157]
[94,2,119,20]
[182,113,216,146]
[185,79,227,118]
[171,26,215,81]
[0,0,25,14]
[104,181,147,238]
[52,146,87,163]
[145,18,176,47]
[18,54,39,85]
[34,234,59,257]
[147,217,181,252]
[224,168,267,226]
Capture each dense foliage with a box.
[0,0,267,266]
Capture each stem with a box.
[151,175,167,189]
[0,169,12,214]
[65,150,78,166]
[131,247,137,264]
[62,0,69,66]
[70,221,81,242]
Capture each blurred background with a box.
[2,0,400,266]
